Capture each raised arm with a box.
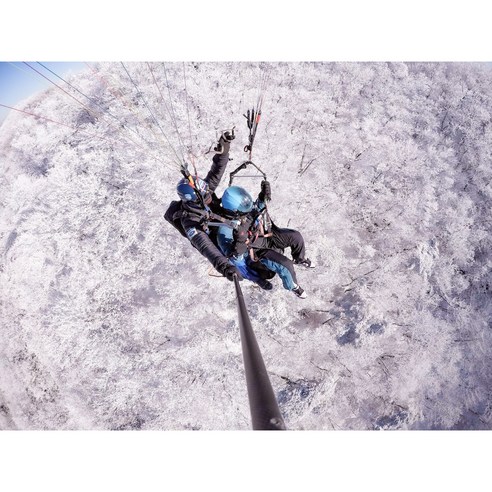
[204,130,235,192]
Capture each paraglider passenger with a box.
[217,182,314,298]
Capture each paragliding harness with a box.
[228,106,265,186]
[225,206,275,263]
[164,162,239,239]
[225,106,276,263]
[165,102,274,265]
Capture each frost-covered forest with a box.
[1,62,491,430]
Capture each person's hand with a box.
[259,180,271,202]
[222,128,235,142]
[223,264,242,281]
[214,128,235,154]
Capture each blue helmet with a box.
[176,177,209,202]
[221,186,254,214]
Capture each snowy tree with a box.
[1,62,491,430]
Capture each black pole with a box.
[233,275,286,430]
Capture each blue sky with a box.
[0,62,85,125]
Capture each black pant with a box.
[266,225,306,261]
[250,225,306,290]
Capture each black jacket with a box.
[165,149,231,275]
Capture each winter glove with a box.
[259,180,272,202]
[222,128,235,142]
[222,264,243,281]
[214,128,235,154]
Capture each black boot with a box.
[294,257,315,269]
[292,284,307,299]
[256,278,273,290]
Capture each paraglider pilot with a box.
[165,129,314,297]
[164,130,242,282]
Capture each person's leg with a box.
[258,249,298,291]
[230,256,262,283]
[269,226,315,268]
[269,226,306,262]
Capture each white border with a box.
[1,1,490,61]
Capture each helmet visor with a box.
[221,186,254,214]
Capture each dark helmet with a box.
[176,177,209,203]
[221,186,254,214]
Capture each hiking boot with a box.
[294,257,315,268]
[256,278,273,290]
[292,284,307,299]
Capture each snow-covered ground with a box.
[1,62,491,430]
